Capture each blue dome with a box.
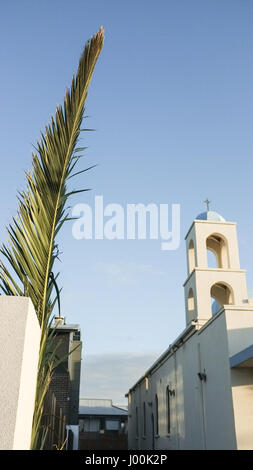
[196,211,225,222]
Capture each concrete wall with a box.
[128,310,238,450]
[128,305,253,450]
[197,312,237,449]
[225,306,253,450]
[225,306,253,357]
[231,368,253,450]
[0,297,40,450]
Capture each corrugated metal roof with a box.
[79,405,128,416]
[80,398,112,407]
[50,323,80,332]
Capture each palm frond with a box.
[0,27,104,449]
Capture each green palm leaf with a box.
[0,27,104,449]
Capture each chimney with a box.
[54,315,66,325]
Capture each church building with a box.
[127,208,253,450]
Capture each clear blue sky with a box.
[1,0,253,404]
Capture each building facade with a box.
[42,317,82,450]
[127,210,253,450]
[79,398,128,450]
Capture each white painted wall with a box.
[231,368,253,450]
[225,306,253,450]
[128,306,253,450]
[0,297,40,450]
[197,312,237,449]
[225,306,253,357]
[128,308,248,450]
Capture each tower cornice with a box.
[183,267,246,287]
[184,219,237,241]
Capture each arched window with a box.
[136,406,139,437]
[167,387,171,435]
[188,240,195,273]
[210,282,234,315]
[155,395,159,436]
[206,234,229,269]
[187,288,195,313]
[143,402,146,436]
[151,413,155,450]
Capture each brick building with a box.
[46,317,82,449]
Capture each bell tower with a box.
[183,204,248,326]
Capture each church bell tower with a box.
[183,203,248,326]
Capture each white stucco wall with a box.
[225,306,253,357]
[0,297,40,450]
[225,306,253,450]
[128,310,238,450]
[197,312,237,449]
[231,368,253,450]
[128,305,253,450]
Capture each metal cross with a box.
[204,199,211,211]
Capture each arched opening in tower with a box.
[188,239,195,273]
[210,282,234,315]
[206,234,230,269]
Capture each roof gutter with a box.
[126,321,197,396]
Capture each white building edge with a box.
[127,210,253,450]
